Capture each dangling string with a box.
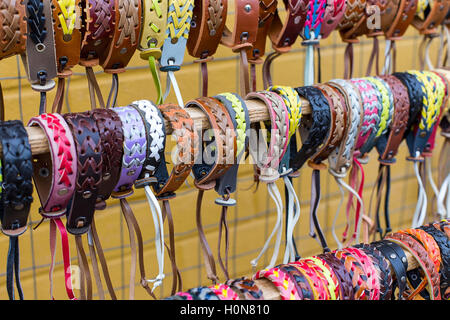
[412,154,428,228]
[85,67,105,110]
[250,182,284,270]
[87,227,105,300]
[282,175,300,264]
[304,33,316,86]
[163,60,184,107]
[106,74,119,109]
[309,169,330,252]
[426,157,442,216]
[437,174,450,218]
[142,177,165,292]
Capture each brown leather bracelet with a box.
[376,75,410,163]
[0,0,27,59]
[100,0,141,73]
[385,0,419,40]
[385,232,441,300]
[412,0,450,35]
[338,0,367,42]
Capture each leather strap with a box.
[303,256,341,300]
[278,264,314,300]
[28,113,77,217]
[385,232,441,300]
[317,253,355,300]
[100,0,141,73]
[321,0,346,39]
[412,0,450,35]
[291,259,331,299]
[385,0,419,39]
[291,86,331,173]
[91,108,124,206]
[62,112,102,235]
[220,0,259,96]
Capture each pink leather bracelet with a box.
[344,247,380,300]
[28,113,77,217]
[209,283,240,300]
[253,266,302,300]
[291,260,330,300]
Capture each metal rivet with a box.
[63,34,72,42]
[120,47,127,55]
[420,131,427,138]
[82,191,92,199]
[14,203,24,211]
[394,128,400,135]
[294,16,301,24]
[103,172,111,181]
[244,4,252,12]
[402,257,407,263]
[58,188,68,196]
[171,37,178,44]
[36,43,46,52]
[401,276,406,282]
[390,253,397,259]
[94,39,103,46]
[39,167,50,178]
[210,29,216,36]
[127,170,136,176]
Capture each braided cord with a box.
[166,0,193,41]
[425,71,446,118]
[56,0,76,35]
[269,85,302,138]
[208,284,240,300]
[116,0,140,46]
[367,77,393,137]
[304,257,340,300]
[408,70,438,131]
[26,0,47,45]
[304,0,327,40]
[216,93,247,155]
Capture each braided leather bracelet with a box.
[354,243,393,300]
[225,277,265,300]
[419,223,450,298]
[254,267,302,300]
[385,232,441,300]
[332,248,370,300]
[291,260,330,300]
[344,247,381,300]
[278,264,314,300]
[317,253,355,300]
[0,0,26,59]
[188,286,220,300]
[209,283,240,300]
[0,120,33,300]
[303,256,341,300]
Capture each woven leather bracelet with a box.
[385,232,441,300]
[278,264,314,300]
[63,111,103,235]
[385,0,418,40]
[91,108,124,206]
[28,113,77,217]
[303,256,341,300]
[419,223,450,298]
[187,286,220,300]
[291,86,331,173]
[254,267,302,300]
[0,0,27,59]
[291,259,330,300]
[317,252,355,300]
[354,243,393,300]
[209,283,240,300]
[225,277,265,300]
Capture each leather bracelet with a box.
[28,113,77,217]
[110,106,146,198]
[209,283,240,300]
[279,264,314,300]
[372,240,409,300]
[225,277,265,300]
[354,243,393,300]
[332,248,370,300]
[170,291,194,300]
[130,100,166,188]
[301,0,327,41]
[91,108,124,205]
[0,0,27,59]
[338,0,367,42]
[385,0,419,40]
[303,256,341,300]
[63,112,102,235]
[254,267,302,300]
[0,120,33,236]
[52,0,82,74]
[291,86,331,173]
[152,103,197,199]
[22,0,58,93]
[100,0,141,73]
[326,79,363,174]
[321,0,346,39]
[187,286,220,300]
[419,223,450,298]
[344,246,381,300]
[376,75,410,163]
[317,253,355,300]
[385,232,441,300]
[291,259,330,300]
[412,0,450,35]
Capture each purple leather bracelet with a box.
[28,113,77,217]
[111,105,147,198]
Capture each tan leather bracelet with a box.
[385,0,419,40]
[100,0,141,73]
[338,0,367,42]
[0,0,27,59]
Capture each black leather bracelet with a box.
[0,120,33,300]
[354,243,393,300]
[372,240,408,300]
[291,86,331,172]
[419,224,450,295]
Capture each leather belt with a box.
[221,0,259,96]
[22,0,58,114]
[0,120,33,300]
[28,113,78,300]
[186,97,236,284]
[263,0,308,88]
[187,0,227,96]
